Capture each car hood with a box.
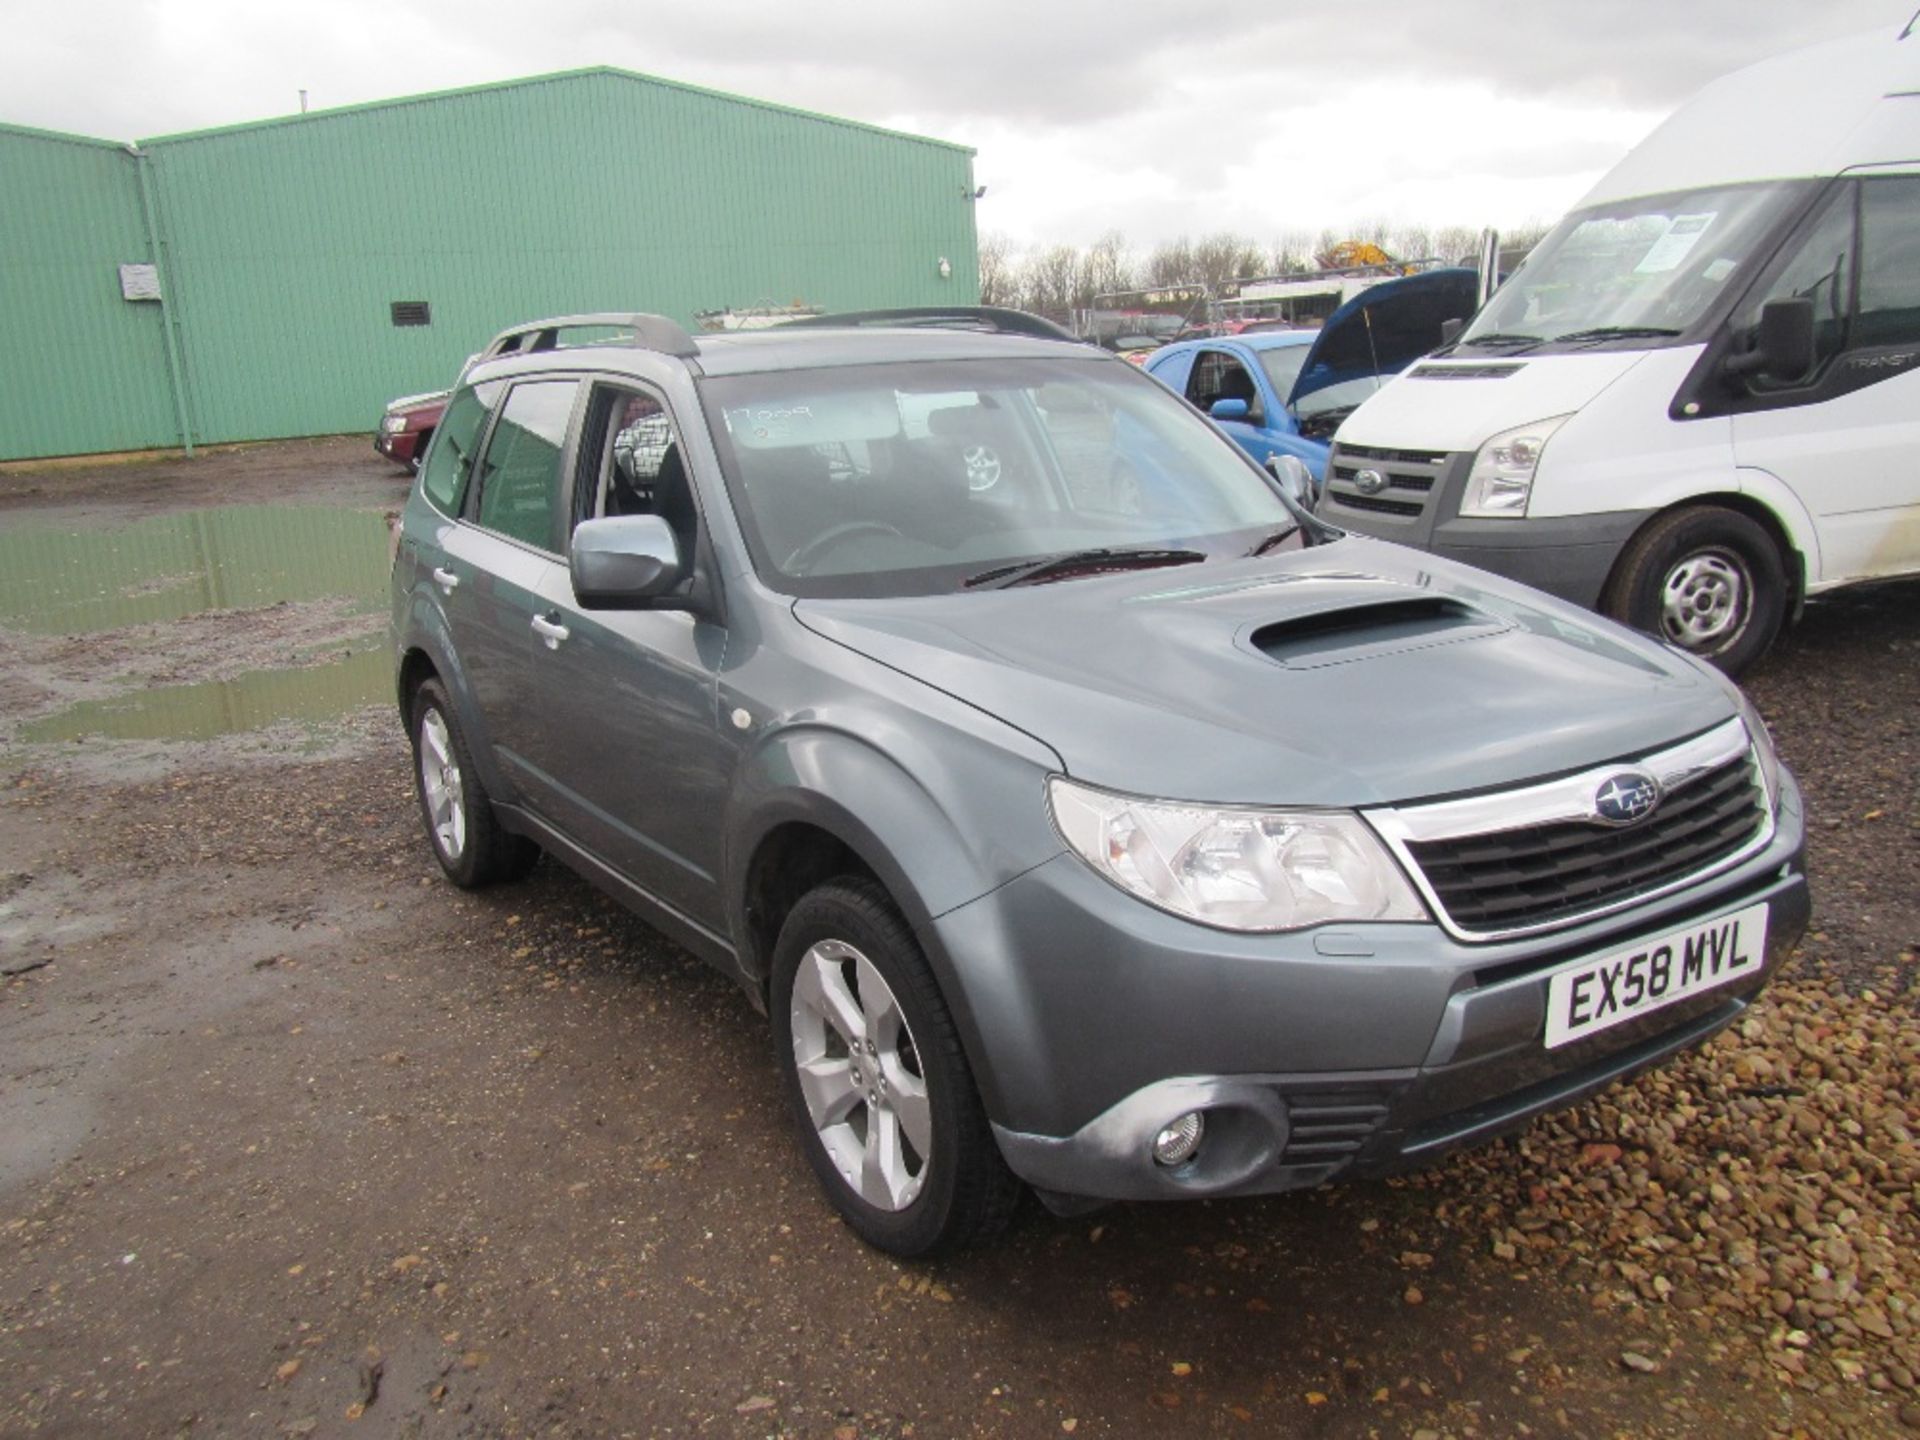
[1288,269,1480,410]
[794,537,1732,809]
[1335,349,1653,453]
[386,389,450,416]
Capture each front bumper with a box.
[1318,444,1646,609]
[943,773,1807,1204]
[375,428,421,468]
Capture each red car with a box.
[374,389,449,472]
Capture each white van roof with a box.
[1581,23,1920,207]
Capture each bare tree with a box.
[1190,232,1265,291]
[1076,230,1137,308]
[1145,237,1194,288]
[1019,245,1082,321]
[978,232,1018,308]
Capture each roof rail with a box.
[481,312,700,361]
[778,306,1081,343]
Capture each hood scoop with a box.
[1248,596,1509,669]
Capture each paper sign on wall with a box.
[119,263,161,301]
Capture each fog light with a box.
[1152,1111,1206,1167]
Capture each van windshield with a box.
[1459,181,1806,350]
[702,357,1309,598]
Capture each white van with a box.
[1322,23,1920,673]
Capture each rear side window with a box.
[473,380,580,551]
[1856,175,1920,350]
[419,380,501,515]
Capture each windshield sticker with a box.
[1634,213,1717,275]
[1701,257,1738,283]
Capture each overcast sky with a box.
[8,0,1911,251]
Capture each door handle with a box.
[431,567,459,594]
[531,614,571,649]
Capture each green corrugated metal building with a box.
[0,69,980,462]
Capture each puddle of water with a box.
[0,505,390,635]
[22,646,391,744]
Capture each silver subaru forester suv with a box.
[391,308,1807,1256]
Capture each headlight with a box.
[1459,415,1570,519]
[1731,688,1783,812]
[1048,777,1427,933]
[381,414,409,434]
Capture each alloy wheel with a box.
[418,708,466,862]
[788,938,931,1210]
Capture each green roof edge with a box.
[0,119,128,151]
[129,65,975,155]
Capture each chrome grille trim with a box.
[1366,718,1776,943]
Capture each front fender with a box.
[1735,466,1823,588]
[724,722,1063,1117]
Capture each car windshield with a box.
[702,356,1310,598]
[1460,181,1806,347]
[1255,345,1310,402]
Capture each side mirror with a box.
[1439,317,1465,346]
[1726,297,1816,383]
[571,514,683,609]
[1265,453,1317,509]
[1210,397,1251,421]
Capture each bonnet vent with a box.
[1250,597,1506,668]
[1408,362,1525,380]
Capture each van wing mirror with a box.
[1439,317,1465,346]
[1209,397,1251,421]
[1726,297,1816,383]
[571,514,683,609]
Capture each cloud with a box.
[6,0,1907,245]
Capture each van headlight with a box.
[381,414,409,434]
[1048,777,1428,932]
[1460,415,1570,518]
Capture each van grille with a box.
[1405,756,1767,934]
[1321,442,1454,523]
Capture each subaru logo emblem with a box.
[1354,467,1387,496]
[1593,771,1661,825]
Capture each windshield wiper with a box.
[961,546,1205,590]
[1552,325,1684,345]
[1458,332,1544,349]
[1246,523,1302,557]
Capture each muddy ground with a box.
[1,439,1916,1439]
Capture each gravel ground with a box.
[0,441,1916,1438]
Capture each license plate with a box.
[1543,902,1769,1050]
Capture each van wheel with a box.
[770,878,1021,1257]
[1604,506,1787,677]
[408,428,433,475]
[409,678,539,888]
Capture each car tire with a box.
[408,428,433,475]
[771,877,1021,1257]
[409,677,538,888]
[1603,506,1787,677]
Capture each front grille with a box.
[1325,491,1424,517]
[1336,442,1451,465]
[1405,756,1766,934]
[1331,466,1433,493]
[1281,1092,1392,1164]
[1322,442,1453,522]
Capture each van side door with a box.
[1731,171,1920,584]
